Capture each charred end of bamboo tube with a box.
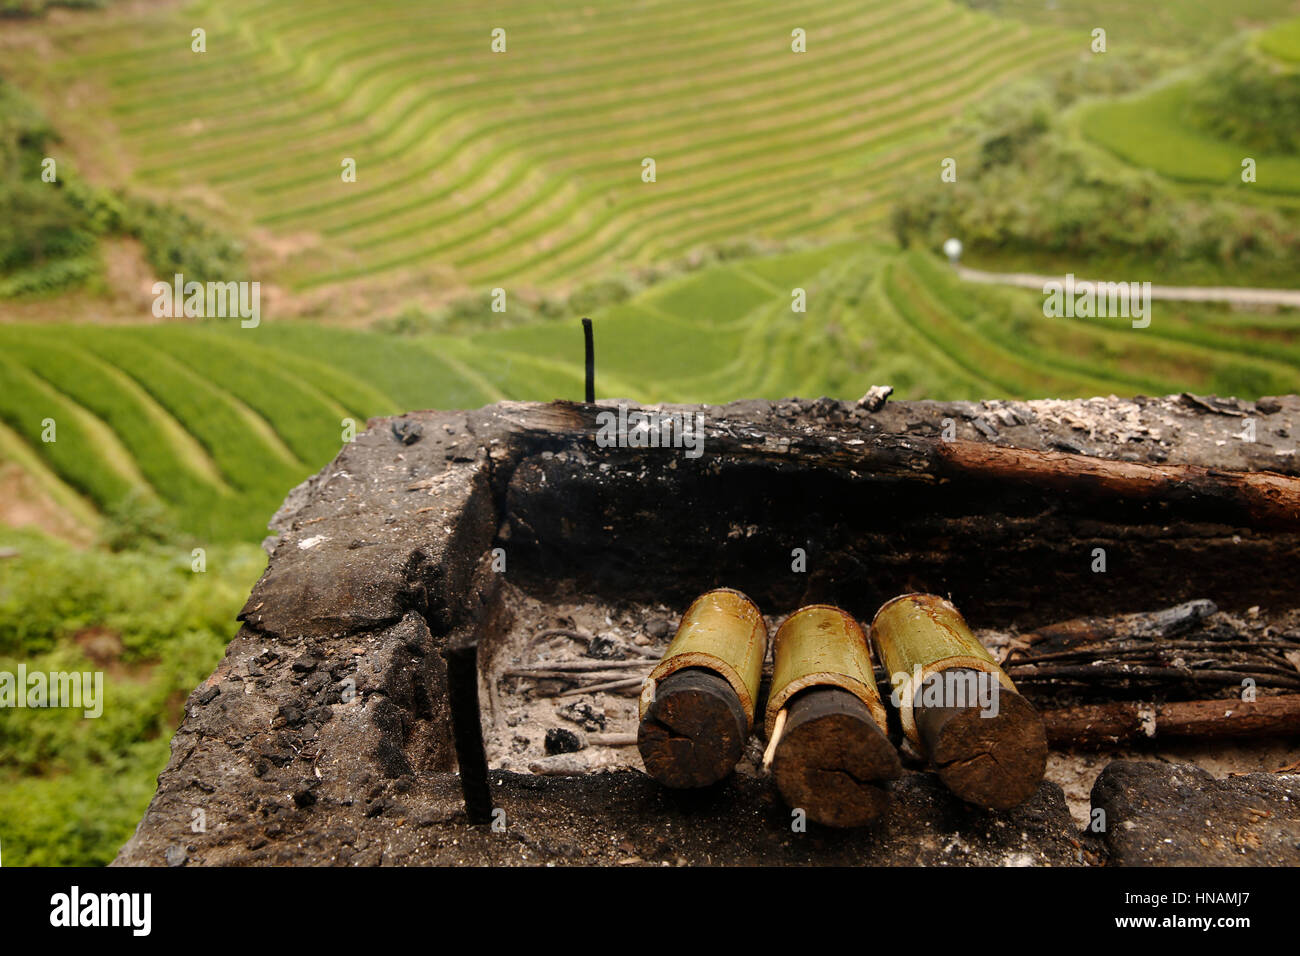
[772,686,901,827]
[913,667,1048,810]
[638,588,766,788]
[637,667,748,788]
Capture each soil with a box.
[0,460,92,545]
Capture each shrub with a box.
[1187,38,1300,153]
[892,67,1300,273]
[120,196,246,284]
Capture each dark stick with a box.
[1008,663,1300,690]
[772,687,900,828]
[443,642,493,824]
[638,668,747,788]
[1043,694,1300,748]
[582,317,594,403]
[1017,599,1218,653]
[914,667,1047,810]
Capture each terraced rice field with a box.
[5,244,1298,545]
[21,0,1069,296]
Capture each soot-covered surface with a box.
[112,395,1300,866]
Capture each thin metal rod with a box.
[582,317,595,403]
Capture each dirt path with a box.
[954,264,1300,308]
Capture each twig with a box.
[508,660,652,673]
[588,733,638,747]
[553,676,645,698]
[761,707,787,773]
[1010,662,1300,689]
[1042,694,1300,747]
[506,668,641,681]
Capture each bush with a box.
[0,528,265,866]
[0,78,113,295]
[99,489,180,552]
[120,196,247,284]
[1187,38,1300,153]
[891,68,1300,273]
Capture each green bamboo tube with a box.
[870,593,1015,745]
[764,605,900,826]
[640,588,766,727]
[765,605,888,738]
[637,588,767,788]
[870,593,1046,809]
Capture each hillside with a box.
[1,0,1068,312]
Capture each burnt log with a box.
[1043,694,1300,748]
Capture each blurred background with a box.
[1,0,1298,864]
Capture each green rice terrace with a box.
[7,0,1067,295]
[2,0,1300,865]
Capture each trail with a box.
[953,265,1300,308]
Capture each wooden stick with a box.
[637,668,747,788]
[1009,663,1300,690]
[1042,694,1300,748]
[914,668,1047,811]
[1015,600,1218,653]
[506,668,647,682]
[508,660,653,673]
[932,440,1300,530]
[762,707,788,773]
[553,676,644,697]
[771,687,900,827]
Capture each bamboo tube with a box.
[637,588,767,788]
[871,594,1047,810]
[765,606,900,827]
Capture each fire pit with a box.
[113,395,1300,866]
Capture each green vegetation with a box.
[1258,16,1300,62]
[1187,33,1300,154]
[895,56,1300,284]
[1080,18,1300,199]
[1,0,106,15]
[0,527,264,866]
[0,74,246,299]
[0,78,102,296]
[1080,83,1300,195]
